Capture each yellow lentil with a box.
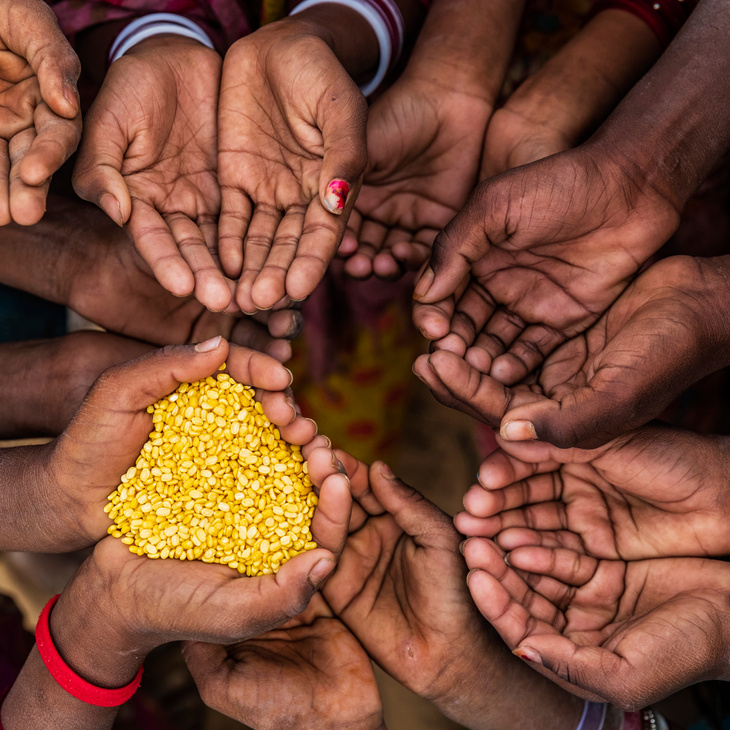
[106,368,318,575]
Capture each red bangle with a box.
[35,595,143,707]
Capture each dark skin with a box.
[184,594,386,730]
[414,255,730,449]
[0,339,319,553]
[455,423,730,561]
[340,0,521,281]
[73,35,228,311]
[0,0,81,225]
[217,9,369,312]
[0,196,300,361]
[320,453,585,730]
[463,539,730,710]
[413,0,730,391]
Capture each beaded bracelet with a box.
[35,595,143,708]
[290,0,404,96]
[109,12,215,64]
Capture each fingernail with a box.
[309,557,334,586]
[333,455,348,475]
[379,462,396,479]
[466,568,482,584]
[500,420,537,441]
[305,418,318,435]
[504,552,511,566]
[286,314,305,340]
[458,539,467,555]
[63,83,79,113]
[99,193,123,227]
[413,267,435,301]
[195,335,222,353]
[284,367,294,387]
[514,646,542,665]
[323,179,350,214]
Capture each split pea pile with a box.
[105,368,318,575]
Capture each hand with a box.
[41,337,319,552]
[321,454,579,730]
[455,423,730,561]
[0,0,81,225]
[184,593,385,730]
[463,539,730,709]
[412,144,680,389]
[341,73,492,280]
[73,36,230,311]
[217,19,367,312]
[414,255,730,448]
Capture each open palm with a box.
[73,36,228,311]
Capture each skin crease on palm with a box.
[463,535,730,710]
[454,423,730,561]
[411,145,680,394]
[217,22,367,313]
[0,0,81,226]
[73,35,231,312]
[413,255,730,449]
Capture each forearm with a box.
[405,0,525,100]
[1,562,144,730]
[502,9,662,146]
[589,0,730,209]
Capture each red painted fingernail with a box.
[323,180,349,214]
[514,647,542,665]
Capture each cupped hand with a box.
[0,0,81,225]
[319,453,570,729]
[455,423,730,560]
[43,338,320,551]
[73,36,230,311]
[412,145,680,388]
[463,538,730,709]
[52,196,302,361]
[217,21,367,312]
[183,593,385,730]
[341,75,492,280]
[414,255,730,448]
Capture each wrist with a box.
[271,8,378,81]
[51,556,150,688]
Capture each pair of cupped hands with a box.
[14,336,515,729]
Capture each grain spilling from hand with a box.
[105,369,318,575]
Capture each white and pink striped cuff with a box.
[290,0,404,96]
[109,13,215,64]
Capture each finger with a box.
[225,342,293,392]
[72,105,131,226]
[436,285,498,358]
[310,471,352,560]
[261,308,304,340]
[219,186,253,278]
[230,318,292,363]
[368,462,457,550]
[251,206,305,310]
[466,308,527,370]
[491,325,567,385]
[343,218,389,279]
[496,528,584,554]
[128,199,195,297]
[285,196,347,302]
[8,127,47,225]
[463,471,563,519]
[19,102,81,187]
[454,511,501,537]
[237,204,281,313]
[507,546,599,587]
[335,450,384,517]
[477,447,561,490]
[182,640,230,700]
[338,209,362,258]
[8,2,81,119]
[166,213,232,311]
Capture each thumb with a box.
[514,638,643,710]
[72,104,131,226]
[182,641,232,710]
[412,190,490,304]
[318,84,368,215]
[6,0,81,119]
[500,388,625,450]
[369,462,456,548]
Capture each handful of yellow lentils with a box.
[105,368,318,576]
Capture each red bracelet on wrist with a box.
[35,595,143,707]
